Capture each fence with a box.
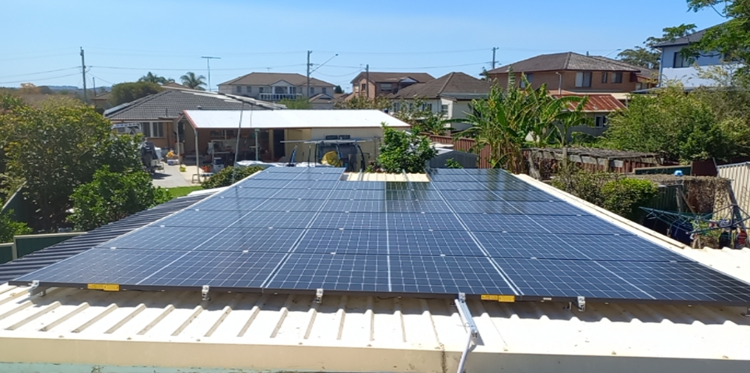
[429,135,492,168]
[0,232,84,265]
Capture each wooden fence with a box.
[429,135,493,168]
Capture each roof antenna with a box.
[586,51,589,56]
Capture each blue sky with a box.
[1,0,726,91]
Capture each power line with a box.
[0,72,81,85]
[0,67,80,79]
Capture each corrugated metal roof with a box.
[552,93,626,112]
[0,195,208,283]
[0,176,749,372]
[183,109,411,129]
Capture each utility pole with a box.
[306,50,312,97]
[201,56,221,92]
[80,47,87,103]
[365,64,370,99]
[92,77,96,97]
[491,47,498,70]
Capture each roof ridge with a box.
[437,72,454,94]
[563,52,573,69]
[105,90,172,117]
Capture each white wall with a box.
[659,45,737,87]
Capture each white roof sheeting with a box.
[0,175,749,372]
[183,109,411,130]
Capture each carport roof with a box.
[182,109,411,129]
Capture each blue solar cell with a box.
[388,230,485,256]
[449,201,585,215]
[386,213,465,231]
[100,227,213,250]
[329,190,385,200]
[265,253,390,292]
[254,199,327,212]
[310,212,387,230]
[199,228,305,253]
[264,189,333,199]
[294,229,388,255]
[157,209,245,228]
[322,200,385,212]
[386,190,444,200]
[336,181,386,190]
[233,211,317,229]
[390,256,516,295]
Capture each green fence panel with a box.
[634,165,692,175]
[13,233,83,259]
[0,243,13,264]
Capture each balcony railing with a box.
[259,93,302,101]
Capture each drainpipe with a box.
[556,72,562,94]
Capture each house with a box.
[389,72,491,130]
[349,71,434,98]
[486,52,658,94]
[217,72,336,101]
[552,93,627,137]
[180,109,410,167]
[103,89,282,154]
[653,24,735,88]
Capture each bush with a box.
[445,158,463,169]
[201,166,265,189]
[552,166,657,221]
[375,125,437,173]
[601,178,658,221]
[68,167,170,231]
[0,210,32,243]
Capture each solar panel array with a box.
[10,167,750,306]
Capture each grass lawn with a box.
[165,186,203,199]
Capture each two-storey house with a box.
[654,24,736,88]
[349,72,434,98]
[486,52,657,95]
[389,72,490,131]
[218,72,335,102]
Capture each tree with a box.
[334,95,390,110]
[0,210,32,243]
[374,125,437,173]
[109,81,163,106]
[617,24,697,69]
[200,166,265,189]
[334,85,344,94]
[0,97,145,231]
[393,97,453,135]
[279,97,312,109]
[139,72,174,84]
[602,84,750,162]
[684,0,750,82]
[180,72,206,90]
[18,83,40,94]
[68,167,169,231]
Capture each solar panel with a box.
[11,168,750,307]
[265,253,390,292]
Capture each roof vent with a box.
[197,105,202,110]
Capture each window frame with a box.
[246,86,252,93]
[594,115,609,128]
[673,52,690,68]
[259,87,265,93]
[612,72,623,84]
[440,104,449,115]
[602,72,608,83]
[236,85,242,93]
[381,83,393,91]
[575,71,592,88]
[141,122,164,138]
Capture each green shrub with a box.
[601,178,658,221]
[68,167,170,231]
[201,166,265,189]
[445,158,463,169]
[375,125,437,173]
[0,210,32,243]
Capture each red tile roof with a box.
[552,93,626,113]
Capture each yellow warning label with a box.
[481,294,515,302]
[87,283,120,292]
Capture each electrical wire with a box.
[0,72,81,85]
[0,67,80,79]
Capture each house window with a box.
[393,102,401,112]
[381,83,393,91]
[274,86,285,94]
[423,103,433,112]
[612,72,623,83]
[289,86,296,94]
[259,87,264,93]
[575,72,592,88]
[361,84,367,92]
[520,73,533,88]
[594,115,608,128]
[309,87,315,95]
[141,122,164,138]
[602,72,608,83]
[440,104,449,115]
[236,86,242,93]
[673,52,690,68]
[354,85,360,93]
[246,86,252,93]
[322,87,327,94]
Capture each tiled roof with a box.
[552,93,627,112]
[653,26,712,48]
[104,90,281,121]
[390,72,490,99]
[489,52,641,74]
[350,72,434,84]
[218,72,334,87]
[0,195,209,283]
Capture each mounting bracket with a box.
[201,285,210,301]
[315,288,324,303]
[455,293,480,373]
[577,296,586,312]
[29,280,47,297]
[743,306,750,317]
